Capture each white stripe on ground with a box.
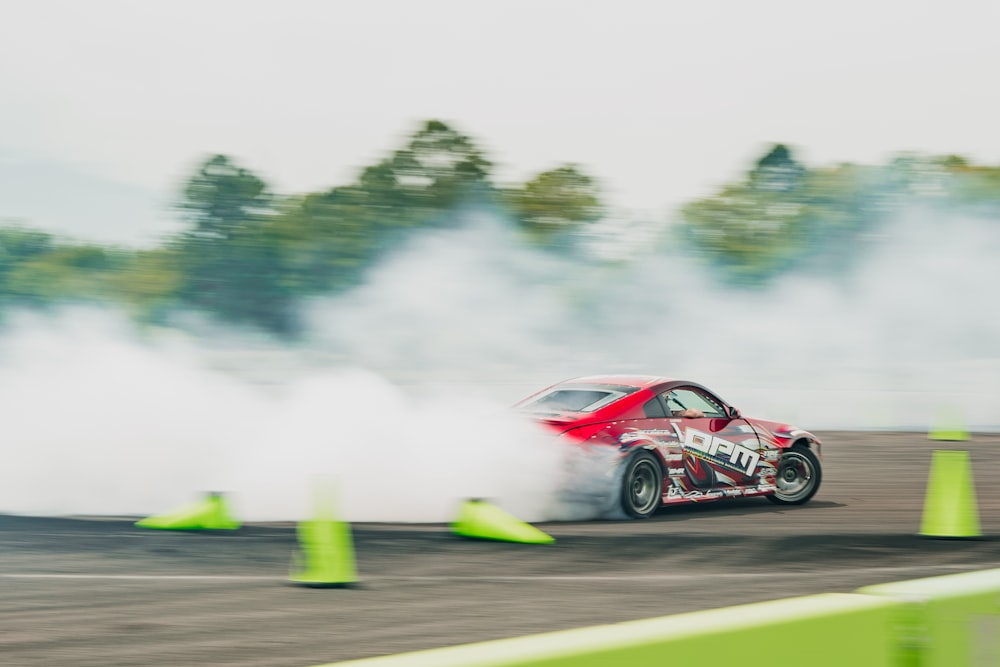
[0,574,276,580]
[3,532,281,539]
[3,563,999,582]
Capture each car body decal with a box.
[676,425,761,476]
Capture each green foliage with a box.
[0,227,54,263]
[680,183,809,282]
[749,144,806,192]
[676,144,958,282]
[679,144,813,281]
[180,154,272,239]
[173,225,295,334]
[109,249,183,320]
[3,125,1000,330]
[170,154,295,331]
[953,169,1000,209]
[266,191,379,295]
[502,164,604,243]
[259,120,496,301]
[168,120,497,333]
[0,233,128,305]
[881,152,1000,209]
[382,119,493,212]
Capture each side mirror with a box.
[727,406,741,420]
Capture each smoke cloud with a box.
[1,206,997,521]
[0,309,561,522]
[303,209,1000,430]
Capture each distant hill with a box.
[0,150,182,247]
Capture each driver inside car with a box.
[664,391,705,418]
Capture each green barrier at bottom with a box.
[316,593,899,667]
[859,568,1000,667]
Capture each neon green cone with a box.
[929,409,970,441]
[135,492,241,531]
[451,499,555,544]
[289,518,358,587]
[919,450,981,539]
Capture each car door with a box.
[661,387,764,499]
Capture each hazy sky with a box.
[3,1,1000,517]
[2,0,999,242]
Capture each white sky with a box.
[2,0,1000,229]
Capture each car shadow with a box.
[646,497,846,522]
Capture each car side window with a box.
[643,397,667,418]
[663,388,725,418]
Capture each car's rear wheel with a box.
[766,445,822,505]
[620,451,663,519]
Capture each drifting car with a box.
[515,375,822,519]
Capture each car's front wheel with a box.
[620,451,663,519]
[767,445,822,505]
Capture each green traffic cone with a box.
[135,492,241,531]
[451,499,555,544]
[289,518,358,588]
[919,450,981,539]
[929,408,970,441]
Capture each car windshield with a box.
[516,385,636,414]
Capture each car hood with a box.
[746,417,818,443]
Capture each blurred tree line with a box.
[679,146,1000,282]
[1,119,998,333]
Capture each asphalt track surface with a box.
[5,432,1000,667]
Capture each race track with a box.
[4,432,1000,667]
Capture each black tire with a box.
[766,445,822,505]
[620,451,663,519]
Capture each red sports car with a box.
[515,375,823,518]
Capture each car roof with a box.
[558,375,677,389]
